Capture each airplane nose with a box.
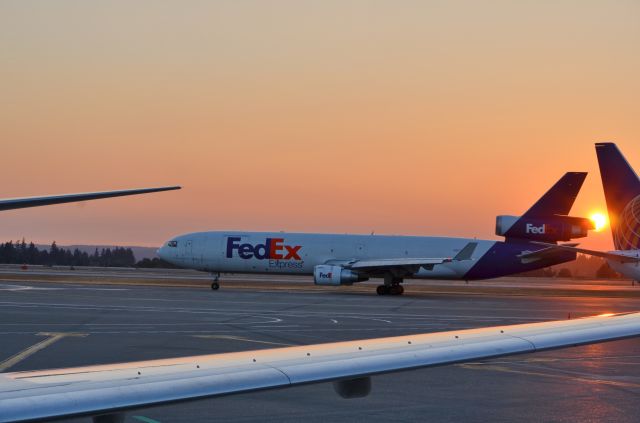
[157,239,180,264]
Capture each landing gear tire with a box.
[211,282,220,290]
[376,284,404,295]
[389,284,404,295]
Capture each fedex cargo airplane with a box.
[158,173,595,295]
[538,143,640,282]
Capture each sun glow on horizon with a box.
[590,212,608,232]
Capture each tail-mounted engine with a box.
[314,265,369,286]
[496,215,594,242]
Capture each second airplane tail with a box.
[596,142,640,250]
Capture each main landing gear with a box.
[376,276,404,296]
[376,284,404,295]
[211,272,220,290]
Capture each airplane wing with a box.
[532,242,640,264]
[347,257,450,272]
[0,186,181,212]
[343,242,478,273]
[2,311,639,423]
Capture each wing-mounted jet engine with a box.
[314,265,369,286]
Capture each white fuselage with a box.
[158,231,492,279]
[157,230,575,281]
[607,250,640,281]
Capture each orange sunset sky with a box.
[1,1,638,249]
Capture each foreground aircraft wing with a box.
[345,242,478,272]
[532,242,640,264]
[2,311,639,422]
[0,186,181,212]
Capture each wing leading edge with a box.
[0,186,181,212]
[1,312,640,422]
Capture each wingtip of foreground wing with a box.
[0,185,183,212]
[153,185,182,191]
[96,185,183,196]
[127,185,182,194]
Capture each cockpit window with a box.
[168,241,178,247]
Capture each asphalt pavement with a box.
[1,276,639,422]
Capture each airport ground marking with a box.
[457,362,640,389]
[133,416,162,423]
[0,299,564,321]
[192,334,294,346]
[0,332,88,372]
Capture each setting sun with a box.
[590,212,608,232]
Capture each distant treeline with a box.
[0,240,177,268]
[519,254,622,279]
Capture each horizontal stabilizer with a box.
[517,243,579,264]
[532,241,640,264]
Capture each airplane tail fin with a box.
[495,172,593,243]
[596,142,640,250]
[521,172,587,218]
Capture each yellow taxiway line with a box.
[0,332,87,372]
